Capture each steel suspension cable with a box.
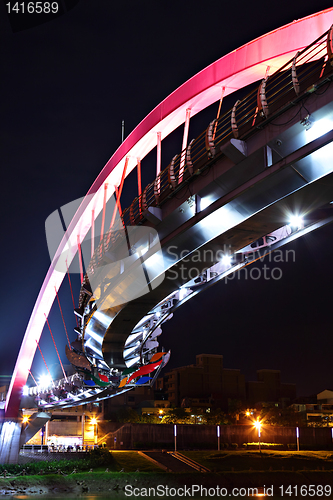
[28,369,38,387]
[213,86,225,141]
[115,185,123,216]
[44,314,68,382]
[35,340,53,383]
[109,157,128,230]
[66,259,78,327]
[55,286,72,350]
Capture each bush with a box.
[230,443,238,449]
[245,442,284,450]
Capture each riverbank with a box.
[0,470,332,497]
[0,450,332,497]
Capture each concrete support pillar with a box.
[0,419,22,464]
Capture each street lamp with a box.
[254,419,262,452]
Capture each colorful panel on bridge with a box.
[127,360,163,384]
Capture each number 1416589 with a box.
[279,485,331,496]
[6,2,59,14]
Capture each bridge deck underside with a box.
[87,87,333,373]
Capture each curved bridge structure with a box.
[3,9,333,455]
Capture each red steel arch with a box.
[6,7,333,418]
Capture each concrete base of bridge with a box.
[0,419,23,464]
[0,412,51,464]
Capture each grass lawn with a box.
[181,450,333,472]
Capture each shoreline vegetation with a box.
[0,450,332,496]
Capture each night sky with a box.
[1,0,332,399]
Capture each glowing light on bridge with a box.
[221,255,232,267]
[38,374,53,390]
[289,215,304,230]
[306,117,333,142]
[22,386,29,396]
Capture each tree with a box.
[161,408,190,424]
[260,406,305,427]
[112,408,140,423]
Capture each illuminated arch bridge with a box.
[2,7,333,463]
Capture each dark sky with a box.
[0,0,332,398]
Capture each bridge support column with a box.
[0,411,51,464]
[0,419,23,464]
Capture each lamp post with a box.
[174,424,177,452]
[82,413,85,449]
[40,425,45,451]
[254,420,262,452]
[217,425,220,451]
[22,415,29,452]
[296,426,300,451]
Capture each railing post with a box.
[100,183,108,241]
[77,235,84,284]
[156,132,161,176]
[91,209,95,258]
[179,108,191,183]
[213,86,225,141]
[137,158,142,213]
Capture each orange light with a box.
[253,419,262,436]
[22,415,29,424]
[90,417,98,425]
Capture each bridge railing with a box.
[120,27,332,230]
[82,27,333,303]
